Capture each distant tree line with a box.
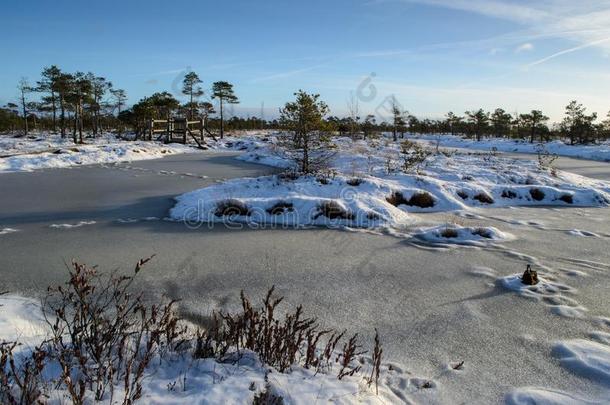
[326,102,609,145]
[2,66,610,144]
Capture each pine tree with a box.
[445,112,463,135]
[362,114,376,139]
[562,101,597,145]
[17,78,32,135]
[55,72,74,138]
[279,90,330,173]
[36,65,62,133]
[212,81,239,139]
[520,110,549,143]
[465,109,489,141]
[182,72,204,120]
[390,98,405,142]
[110,89,127,134]
[491,108,512,138]
[89,74,112,135]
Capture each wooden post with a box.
[183,119,187,144]
[200,118,205,142]
[167,118,173,143]
[148,119,153,141]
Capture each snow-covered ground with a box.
[0,294,432,404]
[170,135,610,239]
[0,133,202,173]
[411,134,610,162]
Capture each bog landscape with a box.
[1,1,610,404]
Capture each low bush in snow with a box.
[0,259,385,404]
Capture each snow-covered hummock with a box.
[413,224,513,246]
[553,339,610,387]
[0,294,435,404]
[171,135,610,231]
[411,134,610,162]
[0,133,201,173]
[505,387,600,405]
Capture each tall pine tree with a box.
[182,72,204,120]
[212,81,239,138]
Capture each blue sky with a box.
[1,0,610,121]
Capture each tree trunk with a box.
[219,98,224,139]
[60,96,66,138]
[51,90,57,133]
[302,133,309,173]
[21,90,28,136]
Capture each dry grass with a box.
[386,191,435,209]
[473,193,494,204]
[215,199,251,217]
[266,201,294,215]
[317,200,355,220]
[440,228,459,238]
[471,228,492,239]
[456,190,468,200]
[529,188,546,201]
[501,189,517,199]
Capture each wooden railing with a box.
[147,117,214,148]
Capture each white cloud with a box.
[400,0,610,62]
[515,43,534,53]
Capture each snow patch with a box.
[49,220,97,229]
[505,387,599,405]
[0,227,19,235]
[553,339,610,386]
[0,133,201,173]
[413,224,513,246]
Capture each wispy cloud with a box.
[397,0,610,64]
[250,64,327,83]
[515,43,534,53]
[527,36,610,67]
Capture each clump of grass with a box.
[386,191,435,208]
[529,188,546,201]
[408,192,435,208]
[456,190,468,200]
[473,192,494,204]
[278,171,299,181]
[471,227,492,239]
[266,201,294,215]
[316,200,355,220]
[440,227,459,238]
[215,199,251,217]
[501,189,517,199]
[386,191,408,207]
[346,178,363,187]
